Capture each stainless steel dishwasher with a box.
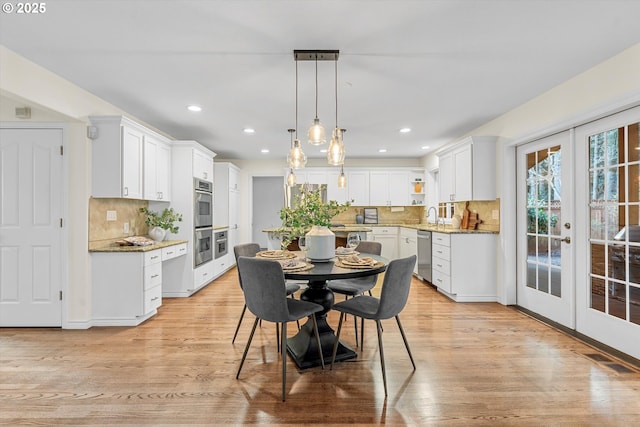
[417,230,432,282]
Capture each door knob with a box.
[564,223,571,229]
[561,236,571,244]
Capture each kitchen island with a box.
[262,225,373,250]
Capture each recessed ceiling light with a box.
[260,149,269,154]
[243,128,255,134]
[421,145,430,150]
[378,148,387,153]
[187,105,202,112]
[320,149,328,153]
[400,128,411,133]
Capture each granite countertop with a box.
[353,223,499,235]
[89,239,188,253]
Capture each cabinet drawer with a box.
[432,232,450,247]
[432,269,451,293]
[432,244,451,260]
[144,262,162,290]
[144,249,162,266]
[162,243,187,261]
[370,226,398,235]
[194,264,214,289]
[144,284,162,314]
[432,257,450,274]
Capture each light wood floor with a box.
[2,269,640,426]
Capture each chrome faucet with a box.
[427,206,438,227]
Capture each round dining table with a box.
[283,252,388,369]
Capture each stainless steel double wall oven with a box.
[194,178,213,267]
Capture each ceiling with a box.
[1,1,639,161]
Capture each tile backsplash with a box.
[89,198,149,245]
[453,199,501,232]
[333,206,425,225]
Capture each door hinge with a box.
[60,218,63,228]
[60,145,64,155]
[59,290,63,301]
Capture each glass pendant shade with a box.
[337,168,347,188]
[286,169,297,187]
[327,128,345,166]
[287,139,307,169]
[308,118,326,145]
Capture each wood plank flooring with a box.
[2,268,640,426]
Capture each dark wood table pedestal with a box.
[286,281,356,369]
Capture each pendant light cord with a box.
[335,57,338,128]
[295,60,299,139]
[314,57,319,120]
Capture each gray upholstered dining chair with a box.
[330,255,417,396]
[235,256,325,402]
[327,240,382,349]
[232,243,301,344]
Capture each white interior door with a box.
[516,131,574,328]
[575,106,640,359]
[0,128,63,326]
[251,176,284,249]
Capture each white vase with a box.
[149,226,166,242]
[305,225,335,262]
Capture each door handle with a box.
[561,236,571,244]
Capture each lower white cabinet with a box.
[431,232,497,302]
[399,227,418,274]
[92,243,187,326]
[368,226,398,260]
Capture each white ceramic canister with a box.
[305,225,336,261]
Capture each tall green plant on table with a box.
[276,187,351,250]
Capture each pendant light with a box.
[327,57,345,166]
[287,62,306,169]
[307,56,326,145]
[286,129,298,186]
[337,164,347,188]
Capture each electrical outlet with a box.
[106,210,117,221]
[123,222,130,234]
[492,209,499,220]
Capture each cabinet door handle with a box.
[151,297,159,301]
[151,274,159,278]
[151,255,159,260]
[123,187,129,196]
[437,264,443,268]
[166,251,173,255]
[436,278,442,283]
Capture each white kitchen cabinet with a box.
[143,134,171,201]
[193,148,214,181]
[348,170,370,206]
[399,227,418,274]
[369,226,398,260]
[437,136,496,202]
[90,116,146,199]
[431,231,497,302]
[369,171,409,206]
[92,248,165,326]
[214,162,241,271]
[164,141,216,297]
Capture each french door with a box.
[575,106,640,359]
[516,131,574,328]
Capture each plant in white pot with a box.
[140,207,182,242]
[277,186,350,260]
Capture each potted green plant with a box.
[276,186,350,258]
[140,207,183,242]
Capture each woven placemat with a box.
[282,262,314,272]
[257,250,297,259]
[334,259,384,270]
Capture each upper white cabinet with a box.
[143,134,171,201]
[347,170,370,206]
[193,148,214,182]
[369,171,409,206]
[437,136,497,202]
[90,116,171,200]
